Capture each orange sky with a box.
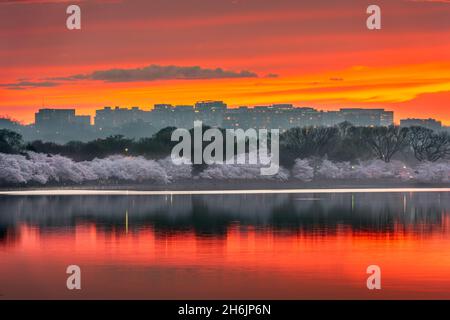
[1,0,450,125]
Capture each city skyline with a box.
[1,0,450,125]
[2,100,448,144]
[3,101,449,127]
[1,100,448,125]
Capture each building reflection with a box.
[0,192,449,245]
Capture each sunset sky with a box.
[1,0,450,124]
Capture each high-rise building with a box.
[195,101,227,127]
[35,109,91,132]
[339,108,393,127]
[151,104,195,129]
[2,104,403,143]
[94,106,145,129]
[33,108,92,142]
[400,118,442,131]
[91,104,395,131]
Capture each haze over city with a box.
[1,100,447,143]
[1,0,450,125]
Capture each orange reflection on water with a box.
[1,217,450,299]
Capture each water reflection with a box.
[0,192,449,299]
[0,192,448,239]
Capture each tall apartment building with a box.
[33,108,92,142]
[338,108,394,127]
[94,106,146,129]
[195,100,227,127]
[92,103,394,132]
[222,105,323,131]
[35,109,91,133]
[400,118,442,131]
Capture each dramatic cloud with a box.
[2,65,259,90]
[49,65,259,83]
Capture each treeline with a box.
[27,127,177,161]
[280,122,450,166]
[1,122,449,166]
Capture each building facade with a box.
[32,102,396,141]
[35,109,91,132]
[400,118,442,131]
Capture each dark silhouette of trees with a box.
[27,135,133,161]
[327,122,373,161]
[134,127,177,157]
[1,124,447,168]
[26,128,179,161]
[279,126,339,167]
[408,126,450,162]
[359,126,409,162]
[0,129,23,154]
[281,126,339,156]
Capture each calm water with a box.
[1,191,450,299]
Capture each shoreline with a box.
[0,179,449,193]
[1,187,450,196]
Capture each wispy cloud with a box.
[329,77,344,81]
[0,81,59,90]
[47,64,259,83]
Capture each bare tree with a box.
[281,126,338,158]
[408,126,450,162]
[360,126,409,162]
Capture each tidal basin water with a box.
[1,191,450,299]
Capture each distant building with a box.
[223,105,323,131]
[0,117,20,131]
[400,118,442,131]
[339,108,394,127]
[94,106,145,130]
[223,106,393,130]
[195,100,227,110]
[35,109,91,132]
[195,100,227,127]
[93,103,395,132]
[32,108,92,142]
[27,103,399,142]
[151,104,195,129]
[172,105,195,128]
[322,111,344,126]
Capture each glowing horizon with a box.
[1,0,450,125]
